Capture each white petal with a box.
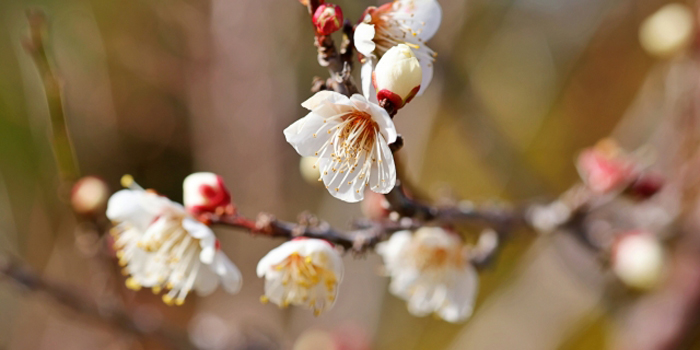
[397,0,442,41]
[415,53,434,96]
[194,264,219,296]
[368,136,396,194]
[406,283,442,317]
[438,265,479,322]
[107,190,170,231]
[212,252,242,294]
[376,230,412,268]
[284,112,341,157]
[182,217,214,239]
[388,268,421,298]
[361,59,376,99]
[301,90,352,111]
[257,240,306,276]
[318,155,367,203]
[354,23,377,56]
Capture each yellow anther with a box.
[120,174,134,188]
[175,298,185,306]
[152,285,162,294]
[260,295,269,304]
[162,294,175,306]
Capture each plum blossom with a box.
[376,227,479,322]
[283,91,397,203]
[354,0,442,98]
[107,175,242,305]
[256,238,344,315]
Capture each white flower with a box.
[183,172,232,215]
[256,238,344,315]
[373,44,422,108]
[107,177,242,305]
[612,231,665,290]
[376,227,479,322]
[283,91,397,203]
[354,0,442,97]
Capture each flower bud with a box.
[373,44,422,109]
[627,173,664,200]
[183,172,231,215]
[71,176,109,215]
[639,3,695,58]
[612,231,665,290]
[313,4,343,36]
[576,139,636,194]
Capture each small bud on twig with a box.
[313,4,343,36]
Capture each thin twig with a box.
[23,10,80,184]
[0,254,197,350]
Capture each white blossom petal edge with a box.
[354,0,442,96]
[257,239,344,315]
[376,227,479,322]
[284,91,397,203]
[107,183,242,305]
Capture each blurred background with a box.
[0,0,698,348]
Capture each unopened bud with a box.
[183,172,231,215]
[576,139,636,194]
[627,173,664,200]
[313,4,343,36]
[639,3,695,58]
[373,44,422,109]
[612,231,665,290]
[71,176,109,215]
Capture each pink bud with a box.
[71,176,109,215]
[576,139,636,194]
[627,173,664,199]
[313,4,343,36]
[361,190,390,220]
[183,172,232,216]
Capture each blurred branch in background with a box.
[0,254,196,350]
[21,10,80,186]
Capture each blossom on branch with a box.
[183,172,232,216]
[284,91,397,203]
[257,238,344,315]
[107,175,242,305]
[354,0,442,98]
[376,227,479,322]
[373,44,422,109]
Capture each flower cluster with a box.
[101,0,486,322]
[108,174,242,305]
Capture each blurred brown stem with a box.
[0,254,197,350]
[23,10,80,184]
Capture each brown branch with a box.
[306,0,358,96]
[208,212,417,252]
[23,10,80,184]
[0,254,197,350]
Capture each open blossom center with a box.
[315,111,388,192]
[413,245,463,272]
[369,6,436,59]
[263,252,338,315]
[114,214,209,305]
